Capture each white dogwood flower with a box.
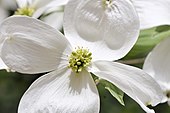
[0,0,163,113]
[15,0,68,18]
[132,0,170,29]
[15,0,69,30]
[143,37,170,105]
[15,0,66,29]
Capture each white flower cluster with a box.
[0,0,170,113]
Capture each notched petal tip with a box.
[18,68,100,113]
[64,0,140,61]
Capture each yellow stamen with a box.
[68,47,92,73]
[15,7,35,17]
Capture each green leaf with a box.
[99,79,125,106]
[124,25,170,60]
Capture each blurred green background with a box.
[0,69,170,113]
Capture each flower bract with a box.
[143,37,170,105]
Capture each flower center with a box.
[68,47,92,73]
[15,7,35,17]
[102,0,113,9]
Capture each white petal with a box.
[45,0,69,8]
[143,37,170,99]
[0,58,8,70]
[132,0,170,29]
[89,61,163,113]
[18,68,99,113]
[32,6,47,18]
[41,10,64,30]
[168,100,170,106]
[0,7,8,23]
[16,0,28,7]
[31,0,53,8]
[32,0,67,18]
[0,11,9,70]
[0,16,72,74]
[31,0,68,9]
[1,0,17,10]
[64,0,140,61]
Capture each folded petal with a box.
[143,37,170,101]
[90,61,163,113]
[0,16,72,74]
[18,68,99,113]
[64,0,140,61]
[132,0,170,29]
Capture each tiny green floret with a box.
[68,47,92,73]
[15,7,35,17]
